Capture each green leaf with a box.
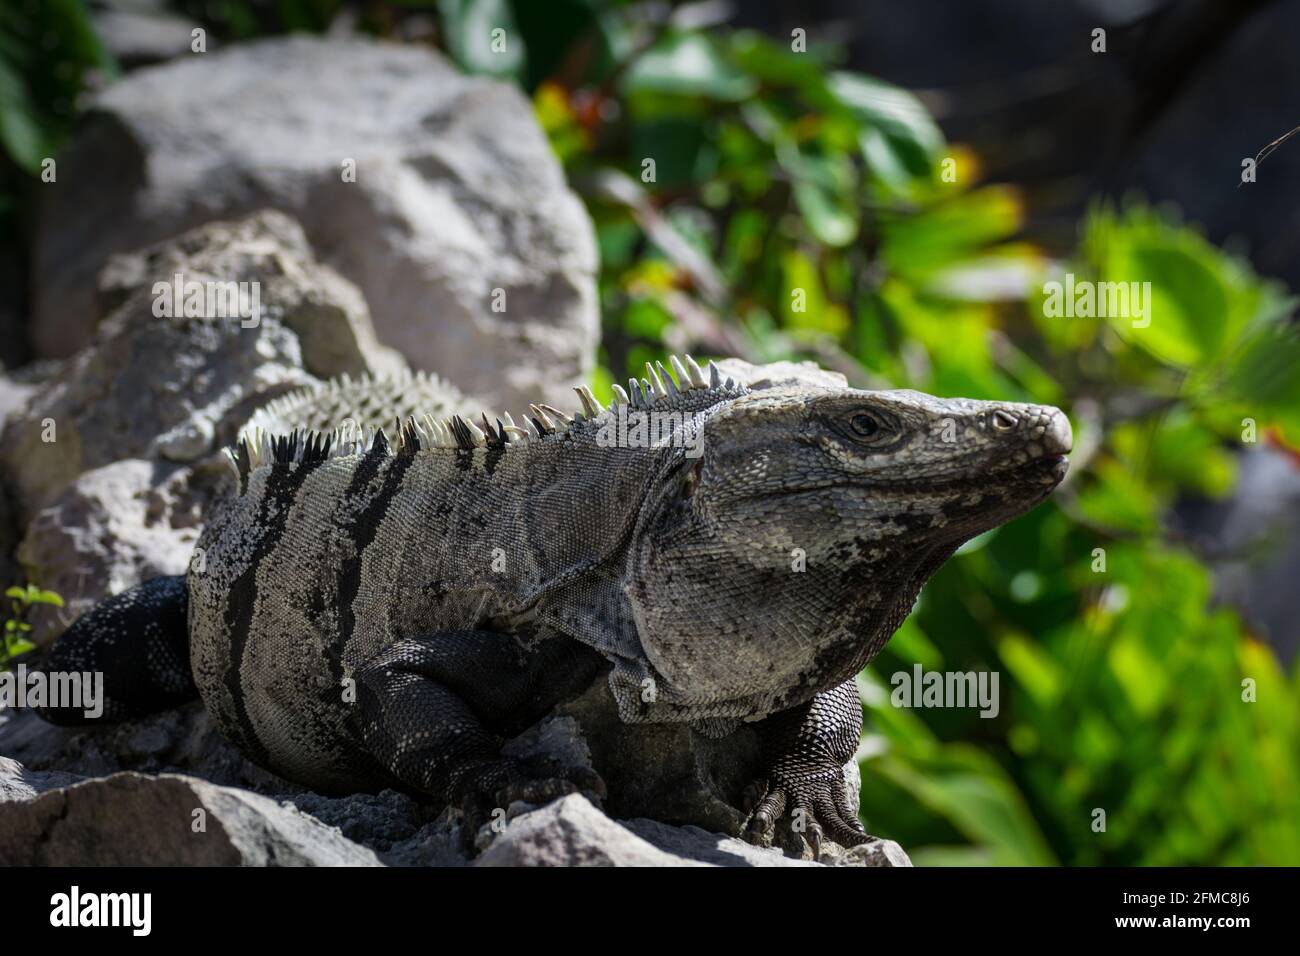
[34,588,64,607]
[778,144,859,247]
[880,187,1023,278]
[623,32,756,101]
[826,71,944,177]
[437,0,525,79]
[871,750,1058,866]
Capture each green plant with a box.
[1,584,63,669]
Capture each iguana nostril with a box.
[992,410,1018,430]
[1043,409,1073,455]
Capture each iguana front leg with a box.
[742,679,870,857]
[352,631,606,832]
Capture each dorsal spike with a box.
[611,384,629,406]
[683,354,707,388]
[575,385,603,417]
[645,361,668,399]
[537,403,572,427]
[657,360,679,396]
[529,404,555,431]
[708,361,721,388]
[628,379,644,408]
[669,355,692,390]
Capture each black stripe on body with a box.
[221,460,320,765]
[335,448,419,668]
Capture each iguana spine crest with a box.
[229,354,732,481]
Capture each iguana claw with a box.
[741,771,871,859]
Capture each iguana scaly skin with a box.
[39,356,1071,855]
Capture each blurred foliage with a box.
[0,0,115,175]
[0,584,63,670]
[2,0,1298,864]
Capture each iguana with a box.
[38,355,1071,855]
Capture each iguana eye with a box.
[849,412,883,439]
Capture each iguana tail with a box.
[36,575,197,725]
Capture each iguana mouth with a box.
[754,453,1069,502]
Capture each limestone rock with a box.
[3,210,416,644]
[32,36,599,411]
[0,771,382,865]
[0,701,292,794]
[95,210,406,383]
[0,754,82,802]
[475,794,887,867]
[475,794,695,866]
[16,459,214,645]
[714,357,850,392]
[0,699,905,867]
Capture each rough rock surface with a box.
[32,35,599,411]
[96,209,406,383]
[714,357,849,392]
[0,698,909,867]
[0,755,81,802]
[92,0,202,69]
[4,214,357,520]
[0,771,383,866]
[3,212,416,645]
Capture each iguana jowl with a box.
[39,356,1071,854]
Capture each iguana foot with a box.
[452,756,606,846]
[741,680,871,859]
[741,769,870,858]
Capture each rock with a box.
[554,679,762,835]
[279,789,465,867]
[3,210,419,643]
[0,372,36,428]
[475,794,884,866]
[96,210,406,383]
[620,815,822,867]
[476,794,694,866]
[820,837,913,867]
[32,36,599,411]
[714,358,850,392]
[0,771,382,865]
[0,754,82,801]
[0,470,21,590]
[16,459,211,643]
[92,1,201,69]
[0,701,292,793]
[0,698,904,866]
[4,218,328,519]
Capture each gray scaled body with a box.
[40,356,1072,854]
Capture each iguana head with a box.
[628,383,1071,717]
